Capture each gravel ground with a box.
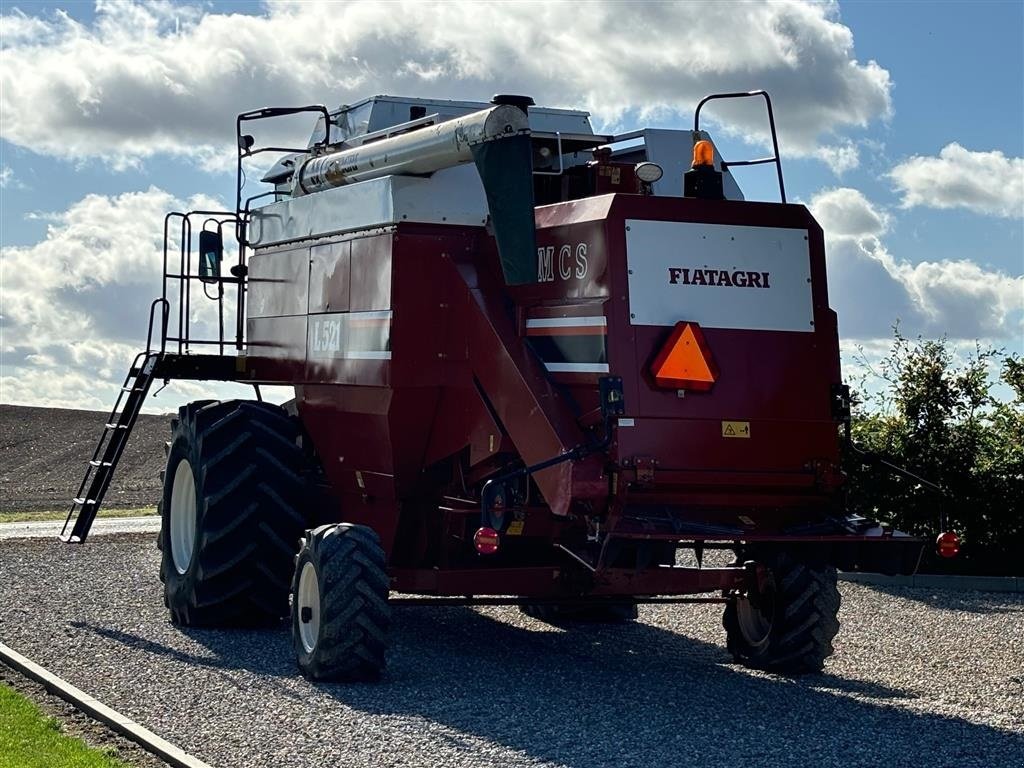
[1,534,1021,768]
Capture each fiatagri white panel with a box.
[625,220,814,332]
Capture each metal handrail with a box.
[161,210,245,356]
[235,105,331,247]
[694,90,787,203]
[145,298,170,355]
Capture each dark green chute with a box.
[471,135,536,285]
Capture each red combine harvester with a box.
[64,91,953,680]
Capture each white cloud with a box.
[889,143,1024,218]
[0,166,13,188]
[0,0,891,172]
[0,7,53,44]
[813,141,862,175]
[809,187,889,238]
[809,187,1024,341]
[0,186,270,411]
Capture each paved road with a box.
[0,515,160,540]
[1,534,1021,768]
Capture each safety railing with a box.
[694,90,787,203]
[235,105,330,247]
[161,210,247,356]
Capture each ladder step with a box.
[66,350,158,544]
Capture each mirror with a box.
[198,230,223,284]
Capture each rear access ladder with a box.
[62,209,248,543]
[60,352,160,543]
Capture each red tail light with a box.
[474,527,500,555]
[936,531,960,558]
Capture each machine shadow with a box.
[71,620,295,677]
[72,607,1023,767]
[336,607,1023,767]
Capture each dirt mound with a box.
[0,404,173,512]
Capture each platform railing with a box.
[161,210,247,357]
[694,90,787,203]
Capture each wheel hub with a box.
[169,459,197,575]
[735,571,776,651]
[297,561,321,654]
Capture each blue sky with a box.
[1,0,1022,411]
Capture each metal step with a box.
[61,352,160,543]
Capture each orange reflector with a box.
[936,531,960,558]
[474,527,500,555]
[649,322,717,391]
[692,140,715,167]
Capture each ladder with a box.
[60,352,161,543]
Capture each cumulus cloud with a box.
[810,187,1023,340]
[0,186,271,411]
[889,143,1024,218]
[0,0,891,173]
[809,186,889,238]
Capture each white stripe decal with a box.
[543,362,610,373]
[343,351,392,360]
[525,316,607,329]
[350,310,393,321]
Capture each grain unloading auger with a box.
[65,91,957,680]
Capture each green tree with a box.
[845,331,1023,575]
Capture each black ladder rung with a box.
[65,349,160,544]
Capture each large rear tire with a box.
[158,400,309,626]
[723,550,841,674]
[292,523,391,681]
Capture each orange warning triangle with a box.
[650,322,717,391]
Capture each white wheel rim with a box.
[297,561,321,654]
[169,459,197,575]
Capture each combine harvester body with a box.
[64,92,951,680]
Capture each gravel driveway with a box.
[1,534,1021,768]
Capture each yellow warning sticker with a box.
[722,421,751,438]
[506,520,525,536]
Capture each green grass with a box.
[0,683,130,768]
[0,507,157,524]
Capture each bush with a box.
[844,331,1023,576]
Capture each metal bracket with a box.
[532,131,564,176]
[635,457,657,485]
[480,376,625,530]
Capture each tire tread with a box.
[159,399,310,626]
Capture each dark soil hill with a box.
[1,405,172,512]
